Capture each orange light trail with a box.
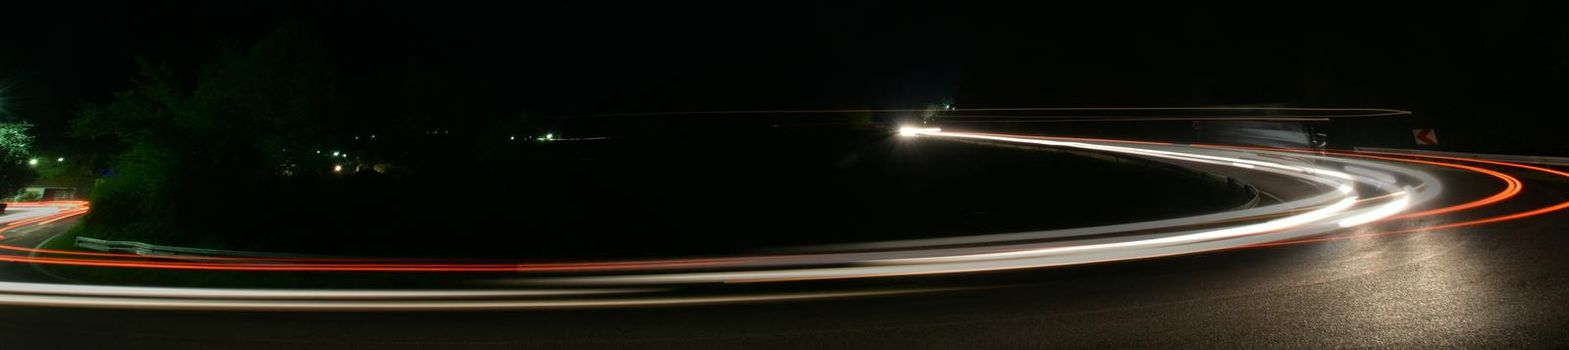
[1184,143,1524,220]
[0,135,1561,275]
[1246,153,1569,248]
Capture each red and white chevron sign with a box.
[1413,128,1439,146]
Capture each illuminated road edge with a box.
[2,128,1566,310]
[517,128,1431,285]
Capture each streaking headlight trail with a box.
[2,128,1568,310]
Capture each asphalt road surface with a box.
[1,132,1566,349]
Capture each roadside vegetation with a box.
[64,24,1256,260]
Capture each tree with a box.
[0,122,36,198]
[70,23,341,243]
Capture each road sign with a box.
[1413,129,1438,146]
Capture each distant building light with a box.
[331,151,340,157]
[333,165,343,172]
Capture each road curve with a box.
[0,130,1566,348]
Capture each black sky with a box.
[5,2,1569,152]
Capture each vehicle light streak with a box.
[1249,154,1569,248]
[898,126,942,136]
[0,128,1564,311]
[0,130,1501,275]
[880,195,1362,265]
[1188,143,1522,220]
[0,282,945,311]
[1338,192,1410,227]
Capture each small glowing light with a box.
[315,150,322,154]
[543,133,555,141]
[331,151,340,157]
[56,157,64,162]
[898,127,941,137]
[333,165,343,172]
[509,136,516,141]
[27,158,38,166]
[370,134,377,139]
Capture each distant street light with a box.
[27,158,37,166]
[56,157,64,162]
[333,165,343,173]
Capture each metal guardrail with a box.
[74,237,320,259]
[1227,177,1264,210]
[1354,147,1569,166]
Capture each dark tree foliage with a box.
[61,20,1257,258]
[0,122,36,197]
[71,23,341,243]
[68,22,544,251]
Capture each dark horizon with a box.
[5,2,1569,154]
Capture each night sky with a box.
[4,2,1569,153]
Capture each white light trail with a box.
[0,129,1448,310]
[898,127,942,136]
[1338,192,1411,227]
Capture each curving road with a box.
[0,130,1566,348]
